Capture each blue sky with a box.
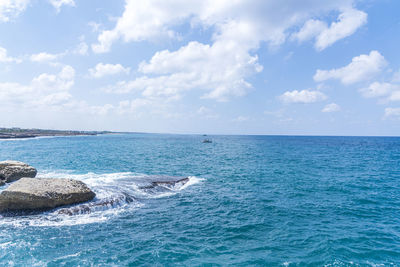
[0,0,399,135]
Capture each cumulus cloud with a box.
[384,108,400,118]
[389,92,400,102]
[0,65,75,107]
[0,65,118,116]
[88,21,101,33]
[314,51,387,85]
[292,8,367,50]
[316,9,367,51]
[322,103,341,112]
[292,19,327,43]
[134,41,262,101]
[105,40,262,101]
[233,116,250,122]
[114,99,150,115]
[97,97,181,118]
[31,41,88,62]
[30,52,61,62]
[32,65,75,92]
[358,82,400,102]
[94,0,366,102]
[89,63,130,78]
[392,70,400,83]
[102,21,266,101]
[93,0,361,53]
[48,0,75,13]
[73,41,88,55]
[359,82,398,98]
[197,106,219,119]
[0,46,21,63]
[0,0,29,22]
[280,89,327,103]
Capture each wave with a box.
[0,171,204,227]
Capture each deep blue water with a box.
[1,134,400,266]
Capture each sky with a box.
[0,0,399,135]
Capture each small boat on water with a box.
[202,139,212,143]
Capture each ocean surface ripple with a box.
[0,134,400,266]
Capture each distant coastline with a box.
[0,127,112,139]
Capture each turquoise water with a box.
[1,134,400,266]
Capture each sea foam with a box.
[0,171,204,227]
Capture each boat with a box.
[202,139,212,143]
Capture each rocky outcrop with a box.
[57,177,190,216]
[57,193,136,216]
[0,161,37,183]
[0,178,95,212]
[138,177,189,190]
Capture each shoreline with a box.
[0,128,112,140]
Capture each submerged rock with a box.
[139,177,189,189]
[57,193,136,216]
[0,160,37,183]
[151,177,189,187]
[57,177,190,216]
[0,178,95,212]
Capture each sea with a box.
[0,134,400,266]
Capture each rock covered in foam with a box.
[0,178,95,212]
[0,160,37,183]
[141,177,189,189]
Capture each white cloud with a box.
[91,0,194,53]
[0,82,32,100]
[31,65,75,92]
[89,63,130,78]
[93,0,361,53]
[359,82,397,98]
[48,0,75,13]
[134,41,262,101]
[292,19,327,43]
[0,0,29,22]
[392,70,400,83]
[233,116,249,122]
[388,91,400,102]
[0,64,130,117]
[104,75,189,101]
[0,65,116,116]
[322,103,341,112]
[88,21,101,33]
[73,42,88,55]
[105,39,263,101]
[94,0,365,102]
[358,82,400,102]
[196,106,219,119]
[280,89,327,104]
[99,97,181,118]
[314,51,387,85]
[0,0,75,22]
[0,46,21,63]
[0,65,75,107]
[87,103,113,116]
[384,108,400,118]
[31,41,88,62]
[315,8,367,51]
[197,106,209,115]
[292,8,367,51]
[30,52,60,62]
[115,99,150,115]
